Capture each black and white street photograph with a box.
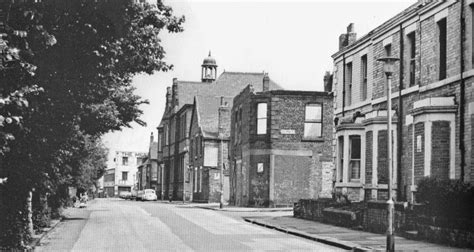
[1,0,473,251]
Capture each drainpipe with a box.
[460,0,466,182]
[398,23,404,200]
[342,54,346,117]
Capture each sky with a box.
[101,0,415,159]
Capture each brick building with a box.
[332,0,474,203]
[156,53,281,201]
[229,75,334,207]
[137,133,158,191]
[188,96,232,203]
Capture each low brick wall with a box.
[294,199,474,249]
[294,199,363,228]
[362,200,409,234]
[293,198,333,221]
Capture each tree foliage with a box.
[0,0,184,248]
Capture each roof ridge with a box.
[221,71,264,75]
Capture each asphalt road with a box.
[36,198,342,251]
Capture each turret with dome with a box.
[201,51,217,82]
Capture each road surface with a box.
[36,198,342,251]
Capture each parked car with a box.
[137,189,157,201]
[119,191,132,200]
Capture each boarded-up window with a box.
[257,103,267,134]
[204,145,218,167]
[304,104,322,138]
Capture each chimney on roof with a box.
[262,73,270,92]
[166,87,171,110]
[323,71,333,92]
[339,23,357,50]
[218,96,230,139]
[150,132,154,144]
[172,78,178,112]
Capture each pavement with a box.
[243,215,473,252]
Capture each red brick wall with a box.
[365,130,373,184]
[274,155,313,206]
[431,121,450,179]
[414,122,425,184]
[377,130,388,184]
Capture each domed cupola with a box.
[201,51,217,82]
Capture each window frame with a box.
[360,54,368,101]
[256,102,268,135]
[437,17,447,80]
[345,62,353,106]
[349,135,361,181]
[122,156,128,166]
[407,31,416,87]
[122,171,128,181]
[304,103,323,139]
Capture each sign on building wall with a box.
[257,163,264,173]
[204,146,218,167]
[416,135,422,152]
[280,129,296,135]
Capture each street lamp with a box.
[377,56,399,252]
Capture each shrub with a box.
[416,177,474,220]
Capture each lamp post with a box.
[377,56,399,252]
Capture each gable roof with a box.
[194,95,233,138]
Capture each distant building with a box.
[137,133,158,191]
[188,96,232,203]
[332,1,474,203]
[103,151,147,197]
[156,52,282,201]
[229,77,334,207]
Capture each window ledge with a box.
[335,182,363,188]
[302,137,324,142]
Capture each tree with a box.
[0,0,184,248]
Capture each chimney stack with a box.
[218,96,230,139]
[166,87,171,110]
[262,73,270,92]
[172,78,179,112]
[339,23,357,50]
[323,71,333,92]
[150,132,154,144]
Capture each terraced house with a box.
[332,0,474,203]
[156,53,281,201]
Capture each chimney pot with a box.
[262,73,270,92]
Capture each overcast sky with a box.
[101,0,414,158]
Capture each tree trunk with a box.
[27,190,34,237]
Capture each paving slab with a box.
[244,216,472,252]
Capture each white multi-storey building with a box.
[103,151,147,197]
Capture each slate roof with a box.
[176,72,282,109]
[194,95,233,138]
